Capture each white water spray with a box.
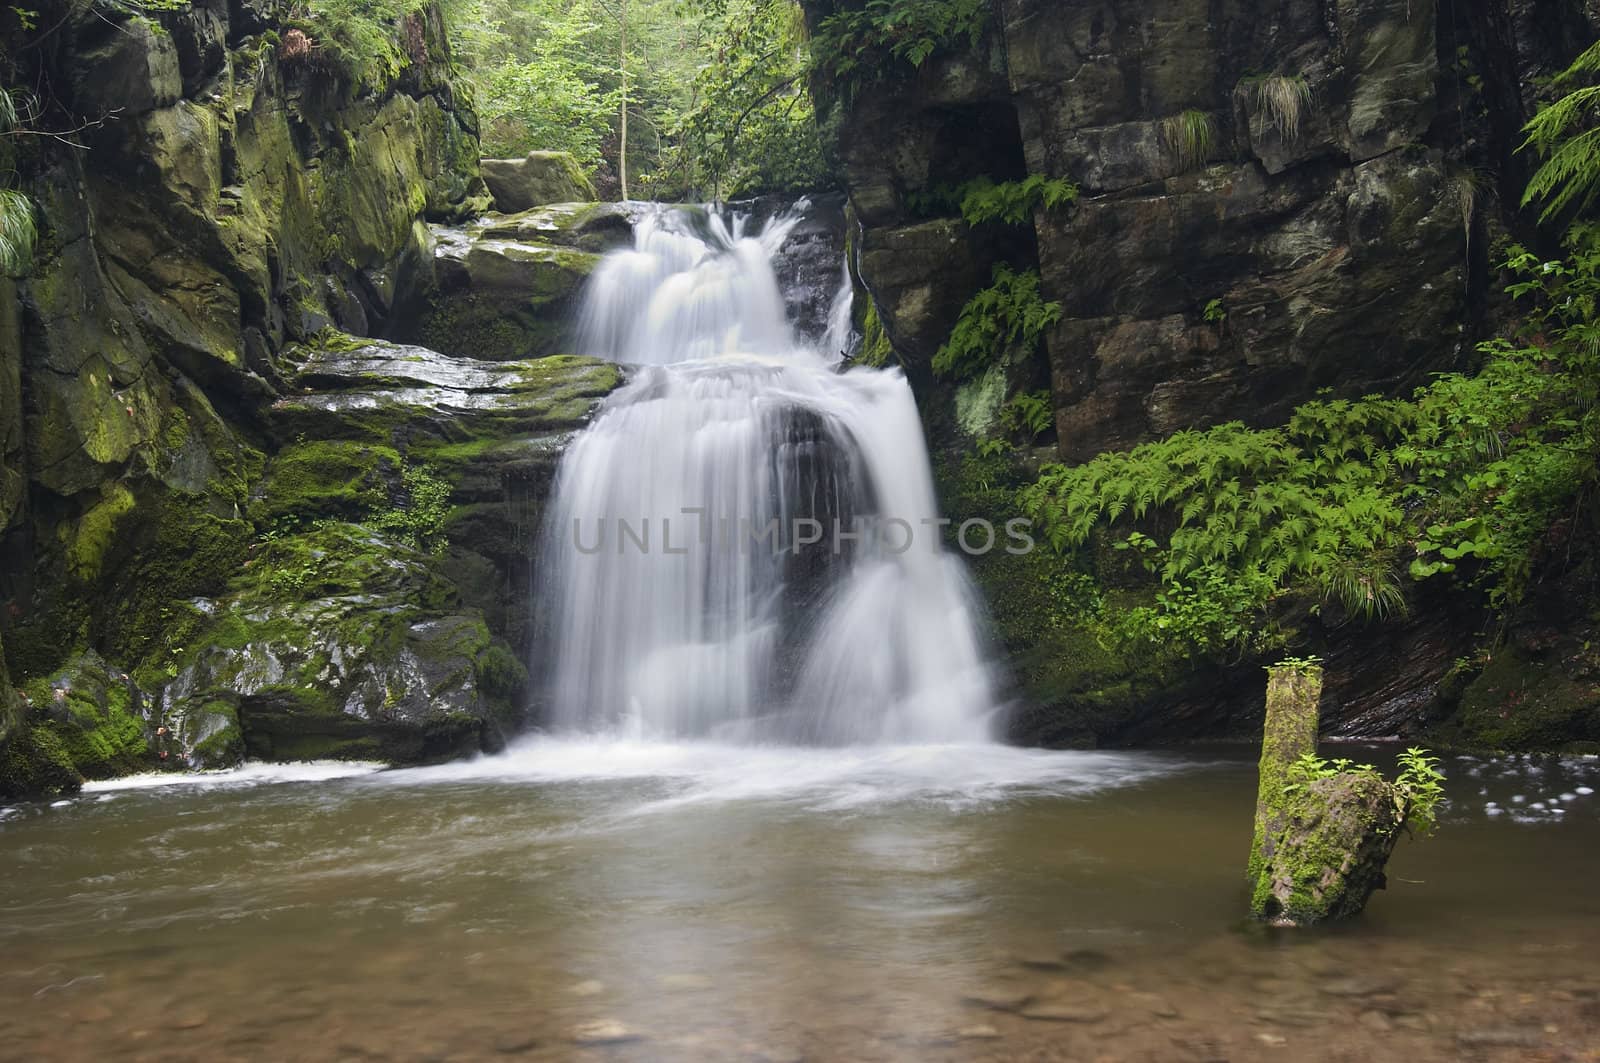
[540,205,995,744]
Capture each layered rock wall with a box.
[813,0,1593,458]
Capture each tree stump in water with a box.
[1248,662,1406,927]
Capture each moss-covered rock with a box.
[395,227,602,362]
[20,651,152,781]
[1247,664,1408,927]
[269,337,621,444]
[475,203,637,253]
[480,151,597,212]
[1251,769,1406,927]
[158,522,502,766]
[1432,648,1600,751]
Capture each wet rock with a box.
[493,1034,539,1054]
[477,204,638,254]
[571,1020,640,1046]
[481,152,597,212]
[1455,1027,1545,1048]
[1019,1002,1109,1023]
[395,227,600,362]
[961,989,1035,1013]
[1320,975,1400,998]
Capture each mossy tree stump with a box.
[1248,662,1407,927]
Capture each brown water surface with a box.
[1,740,1597,1062]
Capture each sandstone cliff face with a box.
[0,2,621,794]
[814,0,1592,458]
[811,0,1598,747]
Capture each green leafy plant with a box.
[1160,109,1215,175]
[955,174,1078,225]
[1394,747,1446,835]
[0,90,37,276]
[1283,752,1379,794]
[998,390,1054,440]
[932,266,1062,381]
[1521,38,1600,222]
[293,0,433,88]
[373,463,453,555]
[809,0,989,111]
[1018,229,1600,657]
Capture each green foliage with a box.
[855,296,894,367]
[1283,746,1446,837]
[1160,109,1215,175]
[1395,747,1445,835]
[1020,231,1600,658]
[372,463,454,555]
[998,390,1052,440]
[955,174,1078,225]
[1202,298,1227,325]
[1284,751,1378,792]
[297,0,431,88]
[908,173,1079,225]
[658,0,834,199]
[0,92,36,276]
[475,33,619,167]
[933,265,1062,380]
[809,0,988,110]
[1521,39,1600,222]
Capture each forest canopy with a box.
[444,0,834,200]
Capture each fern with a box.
[1020,229,1600,654]
[0,189,35,277]
[998,390,1053,440]
[933,266,1062,381]
[1521,40,1600,222]
[957,174,1078,225]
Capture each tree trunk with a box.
[618,0,629,201]
[1250,663,1322,883]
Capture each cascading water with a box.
[539,204,996,744]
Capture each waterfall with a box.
[539,204,996,744]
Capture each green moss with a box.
[251,440,402,526]
[1432,650,1600,751]
[0,724,81,799]
[66,483,137,581]
[19,654,151,780]
[856,297,894,368]
[1249,664,1323,891]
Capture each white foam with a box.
[81,760,384,793]
[377,737,1194,813]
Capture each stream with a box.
[1,744,1597,1061]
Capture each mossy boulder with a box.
[19,651,153,781]
[157,522,507,767]
[269,337,621,444]
[1251,770,1406,927]
[480,151,597,212]
[395,227,602,361]
[474,203,637,253]
[1433,647,1600,752]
